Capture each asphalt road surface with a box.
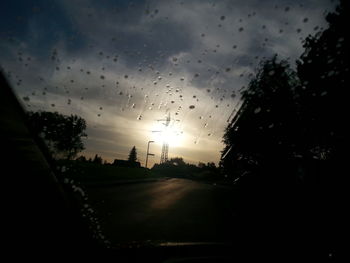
[85,178,236,245]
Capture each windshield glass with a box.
[1,0,346,258]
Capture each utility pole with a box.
[145,140,155,169]
[157,112,171,163]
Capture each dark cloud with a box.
[0,0,337,165]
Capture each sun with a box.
[150,122,184,147]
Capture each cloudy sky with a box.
[1,0,336,167]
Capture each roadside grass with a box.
[55,160,163,183]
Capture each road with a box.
[85,178,236,245]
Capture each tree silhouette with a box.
[92,154,102,165]
[220,1,348,254]
[294,1,348,252]
[296,0,348,164]
[127,146,137,163]
[222,56,298,179]
[167,157,186,166]
[27,111,87,160]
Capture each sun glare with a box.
[150,122,184,147]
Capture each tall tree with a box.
[127,146,137,163]
[92,154,102,165]
[296,0,348,163]
[294,1,349,252]
[222,56,298,178]
[27,111,87,160]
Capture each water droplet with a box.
[137,114,142,120]
[189,105,195,109]
[100,75,105,79]
[238,27,244,32]
[51,104,55,107]
[124,75,128,78]
[254,107,261,114]
[23,96,30,102]
[220,15,225,20]
[303,17,308,23]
